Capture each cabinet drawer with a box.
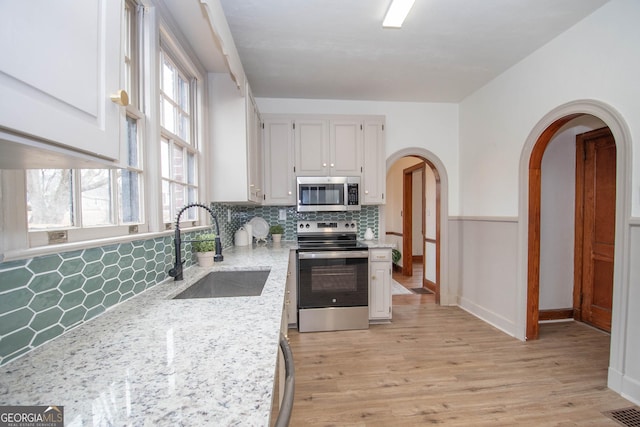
[369,249,391,262]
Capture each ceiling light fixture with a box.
[382,0,416,28]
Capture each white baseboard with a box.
[458,297,517,338]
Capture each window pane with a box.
[118,170,141,224]
[171,145,184,181]
[187,152,195,185]
[173,183,185,217]
[162,58,175,96]
[162,180,171,223]
[187,186,197,207]
[26,169,74,229]
[126,115,139,168]
[162,98,175,134]
[161,138,170,178]
[81,170,114,226]
[178,113,190,142]
[178,75,189,111]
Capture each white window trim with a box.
[158,22,209,231]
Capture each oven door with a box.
[297,250,369,308]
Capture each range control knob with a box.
[305,223,310,228]
[299,224,304,229]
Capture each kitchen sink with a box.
[173,270,270,299]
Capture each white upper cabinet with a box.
[0,0,124,166]
[362,120,386,204]
[263,117,295,205]
[295,118,363,177]
[247,94,263,203]
[331,120,363,176]
[209,74,262,203]
[294,119,330,176]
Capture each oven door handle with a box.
[298,251,369,260]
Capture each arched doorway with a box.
[519,100,631,353]
[386,148,451,305]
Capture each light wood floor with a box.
[286,269,635,426]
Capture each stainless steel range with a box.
[296,220,369,332]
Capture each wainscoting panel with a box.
[456,217,519,336]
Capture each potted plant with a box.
[192,233,217,267]
[269,224,284,243]
[392,249,401,265]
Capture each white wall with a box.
[459,0,640,217]
[256,98,460,214]
[458,0,639,404]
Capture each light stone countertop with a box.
[358,239,396,249]
[0,242,296,426]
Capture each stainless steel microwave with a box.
[296,176,361,212]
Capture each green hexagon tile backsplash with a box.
[0,234,199,365]
[0,204,379,365]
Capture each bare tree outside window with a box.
[26,169,74,229]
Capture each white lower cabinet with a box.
[369,248,392,320]
[286,250,298,328]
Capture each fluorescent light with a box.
[383,0,416,28]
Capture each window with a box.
[26,170,74,230]
[159,48,199,224]
[24,1,145,244]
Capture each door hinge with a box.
[262,123,264,129]
[382,124,384,131]
[360,124,363,130]
[293,166,296,172]
[293,123,295,130]
[361,166,363,173]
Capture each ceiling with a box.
[218,0,609,102]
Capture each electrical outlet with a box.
[279,209,287,220]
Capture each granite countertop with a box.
[0,242,295,426]
[358,239,396,249]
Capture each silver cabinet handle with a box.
[275,333,295,427]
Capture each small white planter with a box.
[271,234,282,243]
[196,251,215,267]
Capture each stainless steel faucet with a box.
[168,203,223,281]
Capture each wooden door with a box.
[575,127,616,332]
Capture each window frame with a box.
[158,29,206,230]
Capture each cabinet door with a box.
[247,95,263,203]
[369,249,392,320]
[263,119,295,205]
[330,120,363,176]
[294,120,329,176]
[362,120,385,204]
[0,0,123,161]
[286,250,298,328]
